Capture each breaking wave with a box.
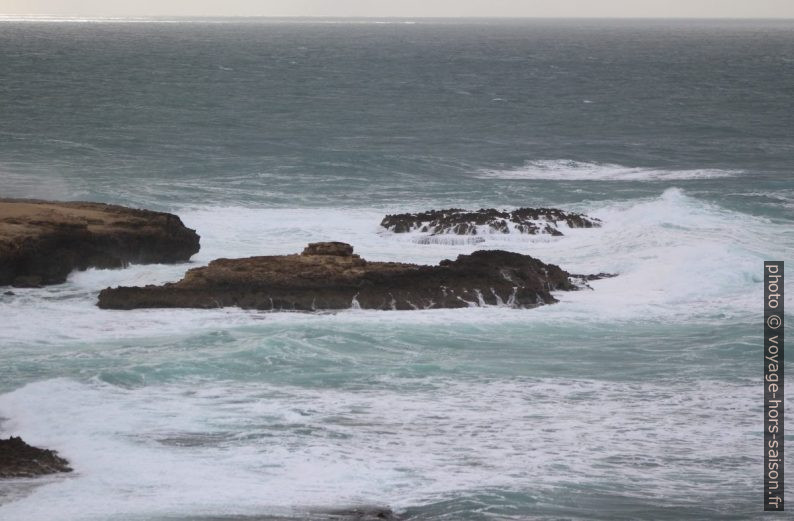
[478,160,741,181]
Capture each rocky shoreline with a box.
[0,199,200,287]
[98,241,585,311]
[0,437,72,478]
[0,200,613,310]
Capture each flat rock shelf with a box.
[0,199,200,287]
[97,241,602,311]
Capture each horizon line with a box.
[1,14,793,21]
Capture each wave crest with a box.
[478,160,740,181]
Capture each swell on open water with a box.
[0,18,792,521]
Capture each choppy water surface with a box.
[0,18,792,520]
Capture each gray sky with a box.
[2,0,794,18]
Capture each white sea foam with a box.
[0,376,758,520]
[0,189,788,519]
[478,159,741,181]
[523,187,790,322]
[0,188,790,346]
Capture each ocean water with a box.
[0,18,792,520]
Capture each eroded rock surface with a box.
[0,437,72,478]
[0,199,200,287]
[98,242,583,311]
[380,207,601,238]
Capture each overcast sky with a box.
[2,0,793,19]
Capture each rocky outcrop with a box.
[0,436,72,478]
[302,241,354,256]
[0,199,200,287]
[380,207,600,240]
[98,242,584,311]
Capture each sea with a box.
[0,17,792,520]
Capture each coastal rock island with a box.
[0,199,200,287]
[0,437,72,478]
[381,207,601,241]
[98,241,584,310]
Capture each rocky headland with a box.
[98,241,591,311]
[0,436,72,478]
[380,207,601,240]
[0,199,200,287]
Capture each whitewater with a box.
[1,185,790,520]
[1,18,793,521]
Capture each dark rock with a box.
[10,276,42,288]
[573,272,619,281]
[3,290,14,296]
[0,436,72,478]
[323,507,402,520]
[97,242,592,311]
[302,241,355,257]
[380,207,600,239]
[0,199,200,286]
[569,272,619,290]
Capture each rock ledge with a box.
[0,199,200,286]
[98,241,592,311]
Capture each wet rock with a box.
[573,272,618,281]
[380,207,600,238]
[97,242,591,311]
[0,436,72,478]
[321,507,401,520]
[302,241,355,257]
[0,199,200,286]
[569,272,619,289]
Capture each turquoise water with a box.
[0,18,792,520]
